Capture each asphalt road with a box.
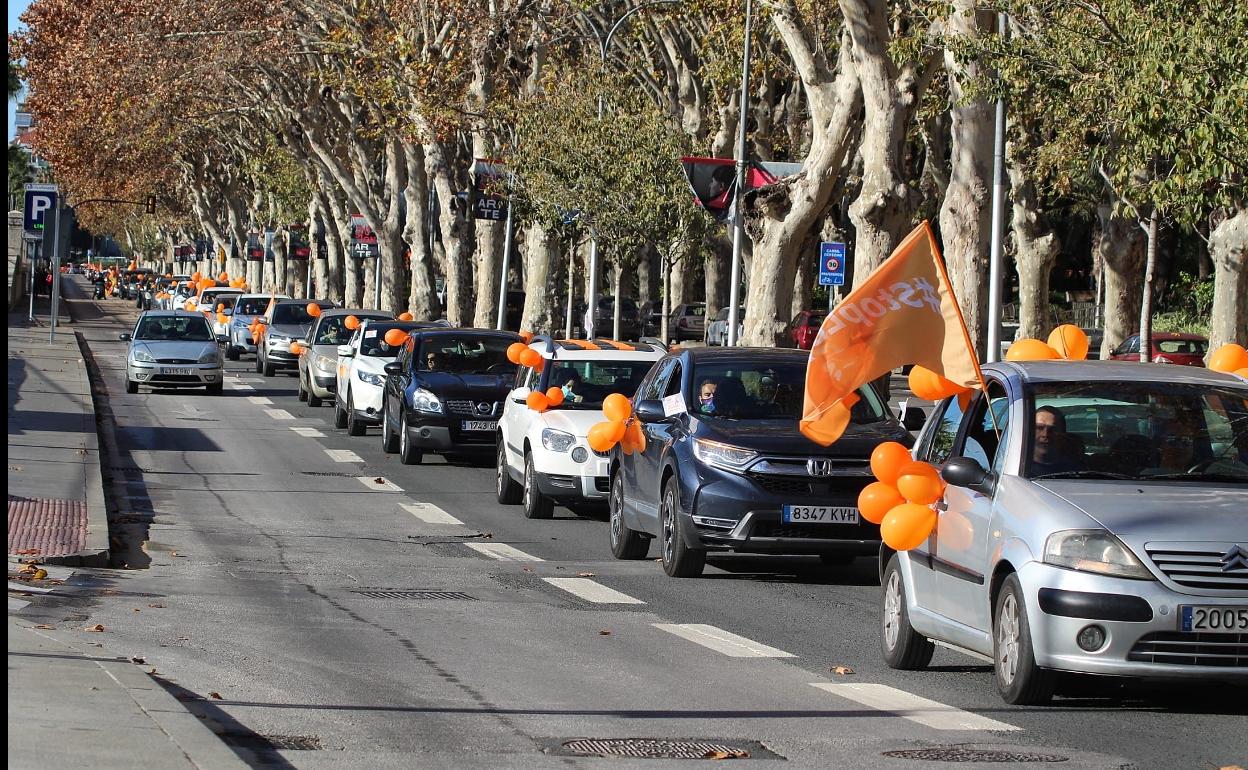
[29,277,1248,769]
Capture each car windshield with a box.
[1026,381,1248,482]
[1155,339,1207,355]
[683,305,706,317]
[271,303,321,325]
[235,298,271,315]
[135,316,214,341]
[419,335,516,375]
[691,358,888,422]
[544,360,656,409]
[315,315,388,345]
[359,323,425,357]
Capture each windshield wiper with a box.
[1032,470,1136,480]
[1139,472,1248,483]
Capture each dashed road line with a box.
[809,683,1019,731]
[289,426,325,438]
[324,449,363,463]
[265,409,294,420]
[654,623,794,657]
[247,396,273,405]
[233,383,254,391]
[465,543,544,562]
[359,475,403,492]
[545,578,645,604]
[400,502,463,525]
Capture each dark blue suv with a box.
[608,347,917,577]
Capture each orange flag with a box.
[801,221,983,445]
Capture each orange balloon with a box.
[217,272,229,283]
[897,469,944,505]
[869,441,912,485]
[1208,343,1248,373]
[519,348,542,368]
[546,387,565,406]
[1234,367,1248,379]
[217,313,228,325]
[857,481,905,525]
[526,391,550,412]
[1047,324,1089,361]
[383,328,409,347]
[1006,338,1060,361]
[907,365,964,401]
[519,330,534,343]
[183,301,195,311]
[603,393,631,423]
[588,421,621,452]
[307,303,322,317]
[191,272,202,282]
[507,342,527,364]
[607,419,627,443]
[398,312,414,321]
[289,341,303,355]
[626,420,646,453]
[345,315,360,330]
[880,503,938,551]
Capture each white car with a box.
[496,338,666,518]
[226,293,291,360]
[705,306,744,346]
[198,287,244,339]
[333,319,434,435]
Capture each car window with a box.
[545,360,657,409]
[638,358,676,402]
[1156,339,1207,355]
[135,316,214,341]
[271,304,316,325]
[235,298,271,315]
[417,335,517,375]
[959,381,1010,472]
[359,323,415,357]
[690,358,888,422]
[921,396,967,465]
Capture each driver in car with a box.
[1031,406,1083,475]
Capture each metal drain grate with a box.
[349,589,477,600]
[883,747,1070,763]
[562,739,752,759]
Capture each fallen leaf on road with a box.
[704,749,749,760]
[598,630,612,636]
[130,656,146,664]
[17,563,40,573]
[31,568,48,580]
[577,572,596,577]
[148,603,165,608]
[8,465,24,472]
[34,624,54,630]
[1218,766,1244,770]
[86,624,105,632]
[373,477,385,484]
[171,551,186,558]
[132,608,141,612]
[483,532,493,539]
[831,665,855,675]
[521,567,533,573]
[149,667,158,675]
[209,691,223,700]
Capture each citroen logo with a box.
[1221,544,1248,572]
[807,458,834,477]
[476,402,493,415]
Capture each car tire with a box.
[125,379,139,394]
[659,476,704,577]
[496,443,523,505]
[334,395,349,429]
[254,351,264,374]
[226,346,239,361]
[398,412,423,465]
[307,381,323,408]
[262,355,275,377]
[297,376,308,402]
[206,382,223,396]
[609,471,649,560]
[346,391,366,436]
[521,452,554,519]
[381,404,399,454]
[993,574,1056,705]
[880,554,935,670]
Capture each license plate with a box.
[461,420,497,432]
[782,505,860,524]
[1180,605,1248,632]
[160,367,193,376]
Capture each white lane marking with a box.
[359,476,403,492]
[544,578,644,605]
[400,502,463,525]
[247,396,273,404]
[289,426,325,438]
[234,384,254,391]
[653,623,794,657]
[933,639,993,663]
[324,449,363,463]
[265,409,294,420]
[810,683,1019,731]
[465,543,544,562]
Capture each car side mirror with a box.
[942,456,997,496]
[902,406,926,432]
[635,399,671,424]
[383,361,403,377]
[337,345,354,357]
[118,333,132,341]
[511,386,531,404]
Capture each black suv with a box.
[381,328,521,464]
[608,347,919,577]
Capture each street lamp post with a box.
[726,0,754,347]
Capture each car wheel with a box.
[254,350,264,374]
[381,404,399,454]
[521,452,553,519]
[334,394,349,429]
[398,412,422,465]
[659,477,704,577]
[297,375,308,402]
[496,442,522,505]
[609,471,649,559]
[226,346,239,361]
[346,391,366,436]
[307,380,323,407]
[880,554,935,669]
[125,378,138,394]
[206,382,223,396]
[993,574,1055,705]
[262,355,275,377]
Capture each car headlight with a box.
[1043,529,1154,580]
[357,370,386,386]
[131,348,155,363]
[412,387,442,414]
[692,438,758,472]
[542,428,576,453]
[314,355,336,373]
[198,349,220,364]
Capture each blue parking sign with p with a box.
[24,184,59,234]
[819,242,846,286]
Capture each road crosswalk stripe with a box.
[324,449,363,463]
[265,409,294,420]
[234,383,254,391]
[247,396,272,404]
[359,475,402,492]
[544,578,645,604]
[809,683,1019,731]
[400,502,462,525]
[653,623,794,657]
[465,543,543,561]
[289,426,324,438]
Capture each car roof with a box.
[138,310,211,319]
[680,347,808,363]
[274,298,337,306]
[1145,332,1207,341]
[410,328,521,340]
[526,337,667,358]
[235,294,290,301]
[984,360,1243,387]
[318,308,393,318]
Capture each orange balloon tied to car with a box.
[307,303,322,317]
[546,387,565,406]
[603,393,631,423]
[384,329,409,347]
[1208,343,1248,373]
[1047,324,1089,360]
[1006,338,1060,361]
[506,342,527,364]
[526,391,550,412]
[869,442,912,486]
[880,503,938,551]
[857,481,905,525]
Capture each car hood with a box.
[414,372,513,400]
[354,355,394,373]
[693,417,911,457]
[134,341,216,360]
[1034,479,1248,540]
[536,407,605,437]
[268,323,310,338]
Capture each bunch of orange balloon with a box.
[383,328,411,347]
[1005,324,1090,362]
[587,394,646,455]
[857,442,944,551]
[1208,343,1248,377]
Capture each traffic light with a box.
[145,195,157,214]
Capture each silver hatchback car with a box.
[881,361,1247,704]
[121,311,224,395]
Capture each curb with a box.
[14,620,250,770]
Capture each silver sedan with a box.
[121,311,224,395]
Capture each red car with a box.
[788,309,827,350]
[1108,332,1208,366]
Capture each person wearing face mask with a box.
[697,378,718,414]
[559,369,584,403]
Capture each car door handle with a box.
[512,397,526,404]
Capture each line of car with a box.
[117,296,1248,705]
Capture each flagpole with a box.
[726,0,753,347]
[985,11,1008,363]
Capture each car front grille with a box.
[1127,632,1247,667]
[148,374,202,383]
[1145,543,1248,591]
[155,358,197,364]
[445,400,500,417]
[749,520,879,540]
[746,473,868,500]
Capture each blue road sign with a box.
[819,242,846,286]
[24,183,59,234]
